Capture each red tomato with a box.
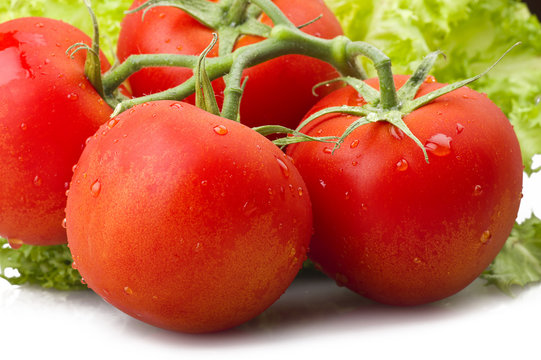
[0,17,113,246]
[65,101,312,333]
[116,0,343,129]
[287,75,523,305]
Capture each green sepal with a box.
[252,125,338,146]
[127,0,221,28]
[296,105,372,133]
[82,0,105,99]
[397,50,442,102]
[195,33,221,116]
[401,43,521,114]
[312,77,380,104]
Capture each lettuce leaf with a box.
[481,215,541,295]
[324,0,541,174]
[0,238,86,290]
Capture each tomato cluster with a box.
[0,0,524,333]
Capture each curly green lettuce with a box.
[324,0,541,174]
[481,215,541,295]
[0,238,86,290]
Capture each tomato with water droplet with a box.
[65,101,312,333]
[116,0,343,129]
[0,17,114,246]
[287,74,523,306]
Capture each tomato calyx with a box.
[128,0,272,55]
[297,44,521,162]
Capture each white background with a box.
[1,156,540,360]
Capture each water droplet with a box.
[123,286,133,295]
[396,159,409,171]
[297,187,304,197]
[425,75,436,83]
[80,278,87,285]
[107,118,119,129]
[323,147,333,154]
[201,180,208,186]
[267,187,273,195]
[360,203,368,212]
[72,164,78,173]
[425,134,452,157]
[33,175,42,187]
[456,123,465,134]
[276,158,290,178]
[213,125,228,135]
[316,129,323,135]
[67,92,78,101]
[351,160,358,166]
[78,82,86,90]
[159,12,166,18]
[319,179,327,188]
[20,123,28,131]
[8,238,24,249]
[344,191,351,200]
[242,201,257,217]
[413,257,422,264]
[71,261,78,270]
[61,218,67,229]
[35,22,44,28]
[480,230,492,244]
[170,102,182,110]
[473,185,483,196]
[90,180,101,197]
[65,189,70,197]
[389,126,405,140]
[350,139,359,148]
[176,45,183,51]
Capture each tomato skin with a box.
[65,101,312,333]
[117,0,343,129]
[0,18,113,246]
[287,75,523,305]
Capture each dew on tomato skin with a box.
[389,125,405,140]
[319,179,327,189]
[20,122,28,131]
[67,92,78,101]
[7,238,24,249]
[425,75,437,83]
[413,257,422,264]
[456,123,465,134]
[473,185,483,196]
[123,286,133,295]
[350,139,360,148]
[35,22,44,28]
[170,102,182,110]
[344,191,351,200]
[78,82,86,90]
[201,180,208,186]
[90,180,101,197]
[213,124,228,135]
[396,158,409,172]
[297,187,304,197]
[107,118,119,129]
[33,175,43,187]
[480,230,492,244]
[61,218,67,229]
[322,147,333,154]
[276,157,290,178]
[267,187,273,195]
[351,160,358,167]
[176,45,183,51]
[72,164,78,173]
[425,133,452,157]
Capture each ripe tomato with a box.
[0,17,113,246]
[65,101,312,333]
[287,75,523,305]
[116,0,343,129]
